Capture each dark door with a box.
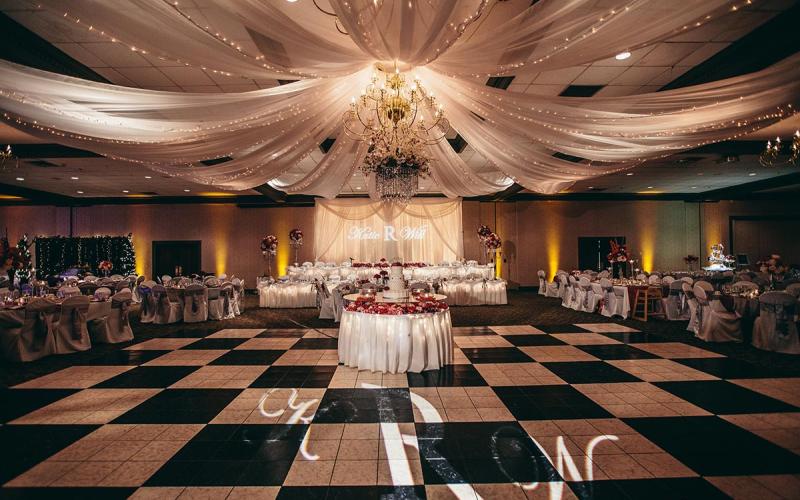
[578,236,625,271]
[152,240,201,278]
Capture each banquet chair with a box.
[0,298,58,362]
[207,285,223,320]
[693,286,741,342]
[662,276,675,285]
[683,282,699,332]
[598,279,616,318]
[78,282,99,296]
[695,280,713,294]
[231,278,245,315]
[219,283,236,319]
[537,270,547,296]
[579,276,598,312]
[409,282,430,293]
[182,284,208,323]
[648,274,661,285]
[83,275,98,283]
[138,284,156,323]
[786,283,800,298]
[95,287,113,300]
[54,295,91,354]
[752,292,799,354]
[332,283,353,323]
[559,274,572,306]
[95,289,134,343]
[318,282,335,320]
[632,284,666,322]
[160,275,172,285]
[152,284,182,324]
[58,285,81,298]
[545,273,560,298]
[681,276,694,285]
[115,280,131,293]
[131,276,145,303]
[569,276,584,311]
[86,298,112,344]
[597,270,610,279]
[664,280,690,321]
[110,274,123,281]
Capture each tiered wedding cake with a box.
[383,262,409,300]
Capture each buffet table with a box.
[338,308,453,373]
[258,281,317,308]
[440,279,507,306]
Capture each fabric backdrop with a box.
[314,199,463,264]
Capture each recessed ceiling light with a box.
[588,186,594,189]
[748,172,757,176]
[647,186,654,189]
[15,177,23,181]
[184,189,191,192]
[691,186,697,189]
[144,175,152,179]
[122,190,129,193]
[76,190,84,194]
[355,186,362,190]
[70,176,79,180]
[615,51,631,60]
[626,172,634,176]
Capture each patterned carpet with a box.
[1,292,798,499]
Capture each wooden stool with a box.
[632,286,666,321]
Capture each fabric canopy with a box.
[1,0,798,195]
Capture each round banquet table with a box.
[259,282,317,308]
[338,308,453,373]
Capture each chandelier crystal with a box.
[343,62,449,204]
[759,130,799,167]
[0,145,13,170]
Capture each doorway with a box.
[152,240,201,279]
[578,236,625,271]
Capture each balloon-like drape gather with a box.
[1,0,799,195]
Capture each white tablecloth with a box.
[286,264,495,281]
[258,282,317,308]
[338,309,453,373]
[440,279,508,306]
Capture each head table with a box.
[338,292,453,373]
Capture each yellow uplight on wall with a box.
[0,195,25,200]
[545,215,560,280]
[198,192,236,197]
[210,206,233,276]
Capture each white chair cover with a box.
[662,276,675,285]
[579,277,595,312]
[648,274,661,285]
[598,278,616,318]
[161,275,172,285]
[318,282,335,320]
[684,282,699,332]
[636,273,647,281]
[152,284,182,324]
[219,284,236,319]
[664,280,689,321]
[537,270,547,296]
[560,274,572,307]
[182,284,208,323]
[694,286,742,342]
[59,285,81,298]
[78,282,99,296]
[54,295,91,354]
[681,277,694,285]
[95,287,113,300]
[131,276,145,303]
[207,287,223,320]
[231,278,245,316]
[332,282,354,323]
[752,292,799,354]
[569,276,584,311]
[86,300,112,344]
[138,284,156,323]
[103,290,134,343]
[0,298,58,362]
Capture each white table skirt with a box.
[258,283,317,308]
[441,279,508,306]
[338,309,453,373]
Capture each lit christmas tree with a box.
[14,234,32,283]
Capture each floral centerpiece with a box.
[98,259,113,277]
[289,228,303,264]
[261,234,278,277]
[362,138,431,205]
[607,240,630,278]
[477,225,492,241]
[346,299,448,315]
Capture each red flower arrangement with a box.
[483,232,501,250]
[607,240,629,263]
[289,228,303,245]
[98,260,113,272]
[346,300,449,315]
[477,225,492,240]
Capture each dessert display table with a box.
[338,308,453,373]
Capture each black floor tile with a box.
[533,324,591,334]
[599,332,673,344]
[209,349,286,365]
[625,416,800,476]
[179,338,247,350]
[407,365,488,387]
[72,350,172,365]
[654,380,798,415]
[276,486,426,500]
[494,385,613,420]
[249,365,336,388]
[416,422,561,484]
[147,424,306,486]
[256,329,309,338]
[575,344,659,360]
[313,388,414,423]
[0,425,99,484]
[569,478,729,500]
[460,347,533,364]
[504,335,567,347]
[452,326,497,336]
[674,357,789,379]
[112,388,242,424]
[0,488,137,499]
[160,327,211,338]
[0,388,80,423]
[93,366,199,388]
[291,338,339,349]
[542,361,642,384]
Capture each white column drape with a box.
[313,198,463,263]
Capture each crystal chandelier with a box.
[343,62,449,204]
[759,130,799,167]
[0,145,13,170]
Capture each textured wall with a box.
[1,199,798,287]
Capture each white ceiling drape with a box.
[1,0,798,195]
